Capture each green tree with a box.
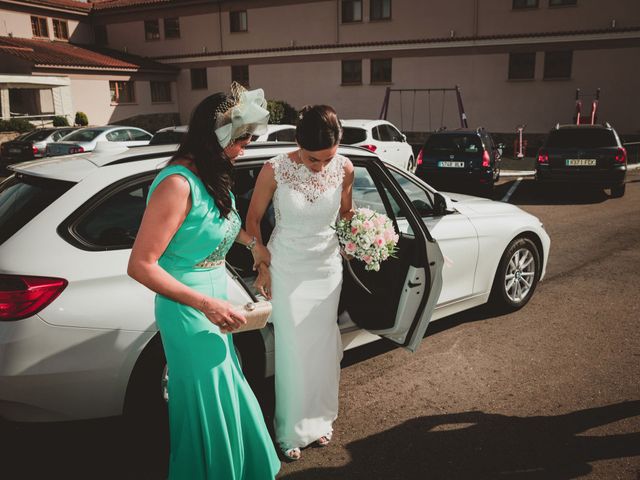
[75,112,89,126]
[267,100,298,125]
[53,116,70,127]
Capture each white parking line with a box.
[501,177,523,203]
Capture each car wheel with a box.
[490,236,541,312]
[610,183,625,198]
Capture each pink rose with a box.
[375,236,385,247]
[363,255,373,264]
[345,242,357,254]
[351,226,359,235]
[363,220,374,230]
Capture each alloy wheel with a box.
[504,247,536,303]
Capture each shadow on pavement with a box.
[504,180,610,206]
[281,401,640,480]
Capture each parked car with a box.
[536,123,627,198]
[0,143,549,423]
[149,125,188,146]
[253,124,296,142]
[341,119,415,171]
[414,128,501,196]
[0,127,78,172]
[46,126,152,157]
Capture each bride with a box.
[246,105,354,461]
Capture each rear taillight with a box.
[32,145,39,155]
[69,146,85,154]
[416,149,423,165]
[537,150,549,164]
[0,275,67,321]
[482,150,490,168]
[361,144,377,152]
[614,147,627,164]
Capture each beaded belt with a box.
[194,259,225,269]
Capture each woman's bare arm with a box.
[340,159,355,219]
[246,163,277,246]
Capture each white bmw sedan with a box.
[0,143,549,423]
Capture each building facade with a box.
[2,0,639,134]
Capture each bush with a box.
[267,100,297,125]
[0,118,36,133]
[75,111,89,126]
[53,115,70,127]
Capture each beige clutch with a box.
[233,301,272,332]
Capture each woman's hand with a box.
[251,243,271,270]
[200,297,247,333]
[253,263,272,300]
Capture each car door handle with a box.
[407,280,422,288]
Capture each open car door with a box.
[340,156,444,352]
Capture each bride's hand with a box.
[252,243,271,270]
[340,250,354,261]
[200,297,247,333]
[253,263,272,300]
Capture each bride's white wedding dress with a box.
[267,151,347,449]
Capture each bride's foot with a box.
[280,446,301,462]
[316,433,332,447]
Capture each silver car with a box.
[47,125,152,157]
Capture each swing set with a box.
[378,85,469,132]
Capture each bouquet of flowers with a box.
[334,207,399,272]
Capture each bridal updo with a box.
[295,105,342,151]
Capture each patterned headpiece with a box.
[214,82,269,148]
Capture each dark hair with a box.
[295,105,342,151]
[171,93,233,218]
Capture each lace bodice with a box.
[267,152,348,273]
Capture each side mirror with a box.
[401,133,407,142]
[433,192,454,216]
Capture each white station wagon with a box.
[0,143,549,423]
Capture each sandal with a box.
[280,445,301,462]
[316,433,332,447]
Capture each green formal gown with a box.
[149,165,280,480]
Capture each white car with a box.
[0,144,549,423]
[46,126,152,156]
[341,119,415,171]
[149,124,296,146]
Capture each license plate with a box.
[566,159,597,166]
[9,148,21,154]
[438,161,465,168]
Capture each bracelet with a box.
[246,236,258,251]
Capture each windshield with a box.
[424,134,483,153]
[342,127,367,145]
[149,131,186,146]
[0,175,75,245]
[62,129,104,142]
[546,129,618,148]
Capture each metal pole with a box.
[455,85,468,129]
[379,87,391,120]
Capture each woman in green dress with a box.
[128,85,280,479]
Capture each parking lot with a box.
[1,169,638,479]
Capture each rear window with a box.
[21,130,53,142]
[149,131,186,146]
[424,134,483,153]
[342,127,367,145]
[0,174,74,245]
[546,129,618,148]
[63,129,103,142]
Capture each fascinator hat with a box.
[214,82,270,148]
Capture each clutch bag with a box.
[233,301,272,332]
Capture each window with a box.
[342,127,367,144]
[190,68,208,89]
[267,128,296,142]
[127,129,152,141]
[508,52,536,79]
[512,0,539,8]
[144,19,160,41]
[31,16,48,37]
[342,0,362,23]
[72,181,152,249]
[109,81,136,104]
[231,65,249,88]
[52,19,69,40]
[150,81,172,102]
[95,25,108,45]
[105,130,131,142]
[342,60,362,85]
[371,0,391,20]
[230,10,248,32]
[371,58,392,83]
[549,0,576,6]
[544,50,572,79]
[164,17,180,39]
[546,129,617,148]
[382,124,404,142]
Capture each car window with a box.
[24,130,54,142]
[63,129,103,142]
[72,180,151,249]
[149,131,186,145]
[424,134,482,154]
[377,125,394,142]
[0,175,74,246]
[546,129,617,148]
[267,129,296,142]
[52,131,63,141]
[372,126,381,141]
[385,124,404,142]
[388,170,435,231]
[106,130,131,142]
[342,127,367,145]
[128,129,152,141]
